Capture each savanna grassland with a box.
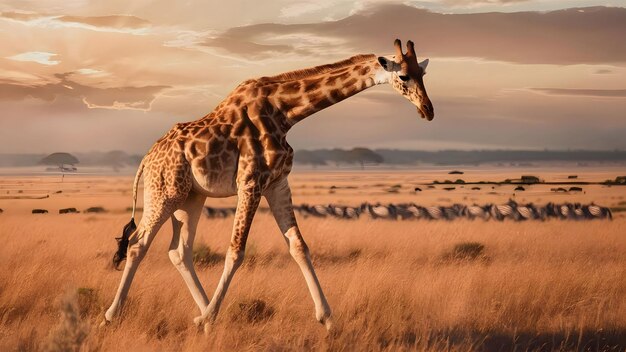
[0,167,625,351]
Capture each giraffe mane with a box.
[259,54,376,82]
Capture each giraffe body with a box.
[103,40,433,332]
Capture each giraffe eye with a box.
[399,75,410,82]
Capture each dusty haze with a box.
[1,1,626,153]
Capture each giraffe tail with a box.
[130,160,144,220]
[112,161,144,270]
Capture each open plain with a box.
[0,167,625,351]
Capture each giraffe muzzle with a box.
[419,102,434,121]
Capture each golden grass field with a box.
[0,167,625,351]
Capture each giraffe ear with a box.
[419,59,429,71]
[378,57,399,72]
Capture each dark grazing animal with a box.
[59,207,79,214]
[85,206,107,213]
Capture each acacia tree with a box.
[349,148,384,169]
[39,153,79,170]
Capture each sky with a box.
[0,0,625,154]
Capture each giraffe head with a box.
[378,39,434,121]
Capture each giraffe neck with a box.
[267,54,390,126]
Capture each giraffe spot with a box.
[219,124,231,135]
[336,71,351,80]
[190,125,203,135]
[303,78,323,92]
[304,78,324,92]
[260,103,276,116]
[307,91,324,104]
[279,97,301,112]
[329,89,343,102]
[259,85,277,97]
[208,138,224,153]
[344,77,358,87]
[281,81,301,94]
[359,66,371,75]
[230,95,243,106]
[313,97,331,111]
[325,75,340,86]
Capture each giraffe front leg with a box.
[265,178,334,331]
[194,186,260,331]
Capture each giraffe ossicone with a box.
[102,39,434,332]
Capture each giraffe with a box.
[102,39,434,332]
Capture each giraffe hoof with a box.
[193,315,204,327]
[99,319,111,329]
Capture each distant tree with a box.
[100,150,129,172]
[327,148,351,165]
[294,150,326,166]
[39,152,79,171]
[348,148,384,169]
[294,148,384,168]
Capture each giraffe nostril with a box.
[422,104,430,112]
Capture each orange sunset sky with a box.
[1,0,625,153]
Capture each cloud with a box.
[76,68,104,75]
[205,5,626,65]
[594,69,613,74]
[0,72,169,110]
[440,0,530,5]
[57,15,151,29]
[0,11,42,21]
[530,88,626,98]
[280,2,333,18]
[0,11,151,33]
[7,51,60,65]
[203,36,294,59]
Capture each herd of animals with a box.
[204,200,613,221]
[16,201,614,221]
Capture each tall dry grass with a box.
[0,211,625,351]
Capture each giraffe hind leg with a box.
[102,161,192,325]
[168,191,210,315]
[102,199,178,324]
